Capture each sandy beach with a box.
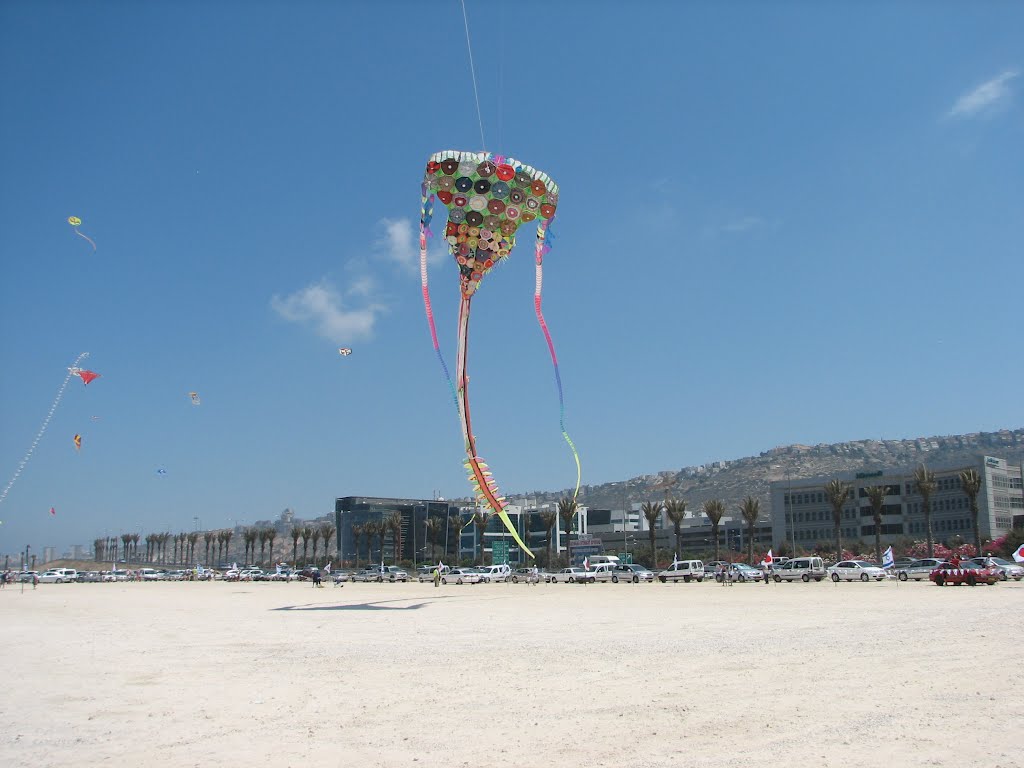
[1,578,1021,768]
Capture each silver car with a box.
[546,567,593,584]
[962,557,1024,581]
[896,558,945,582]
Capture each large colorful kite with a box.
[419,151,580,558]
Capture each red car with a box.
[929,562,999,587]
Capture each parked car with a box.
[547,567,593,584]
[478,564,511,583]
[441,567,482,585]
[623,564,655,582]
[37,570,67,583]
[962,557,1024,581]
[78,571,102,583]
[930,562,1000,587]
[896,558,945,582]
[18,571,39,583]
[828,560,888,582]
[772,557,826,583]
[657,560,705,583]
[349,568,380,583]
[731,563,764,582]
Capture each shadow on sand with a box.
[271,596,451,612]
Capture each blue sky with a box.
[1,1,1022,554]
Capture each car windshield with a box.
[990,558,1011,566]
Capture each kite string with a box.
[419,193,459,410]
[0,352,89,506]
[534,221,582,501]
[460,0,486,152]
[74,229,97,252]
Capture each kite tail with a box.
[0,352,89,506]
[534,220,581,501]
[455,296,534,558]
[419,191,458,410]
[75,230,97,253]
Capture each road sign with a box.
[491,540,509,565]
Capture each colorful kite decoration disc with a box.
[337,347,352,356]
[418,151,580,559]
[189,392,201,406]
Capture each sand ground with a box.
[1,577,1021,768]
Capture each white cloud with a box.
[270,281,383,343]
[948,69,1019,119]
[375,217,418,272]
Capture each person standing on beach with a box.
[433,566,441,588]
[312,568,321,588]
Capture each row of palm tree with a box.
[287,523,337,566]
[819,463,983,563]
[350,513,403,568]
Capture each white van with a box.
[479,564,511,583]
[772,557,825,583]
[657,560,705,583]
[588,555,621,566]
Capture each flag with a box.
[671,555,679,568]
[276,564,281,575]
[882,546,895,569]
[583,557,589,570]
[763,549,773,566]
[324,562,331,575]
[1013,544,1024,564]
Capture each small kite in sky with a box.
[338,347,352,356]
[69,367,101,385]
[156,468,167,476]
[189,392,201,406]
[49,506,56,516]
[67,216,97,252]
[73,434,82,452]
[0,352,91,507]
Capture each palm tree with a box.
[448,514,464,562]
[301,526,314,564]
[702,500,725,562]
[311,527,322,564]
[290,526,302,565]
[959,468,983,556]
[350,523,363,568]
[557,497,578,566]
[739,496,760,563]
[203,531,214,564]
[258,529,268,566]
[664,498,687,561]
[93,538,103,563]
[320,523,335,562]
[472,510,491,565]
[914,464,937,557]
[120,533,133,565]
[387,511,403,564]
[864,485,888,566]
[266,528,277,567]
[223,529,234,564]
[131,533,140,563]
[242,528,256,565]
[539,510,558,565]
[641,501,662,568]
[425,517,442,562]
[824,478,852,561]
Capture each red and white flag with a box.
[1013,544,1024,564]
[762,549,773,565]
[583,557,590,571]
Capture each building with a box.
[334,495,593,565]
[769,455,1023,551]
[42,546,56,564]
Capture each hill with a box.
[516,427,1024,514]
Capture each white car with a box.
[440,567,482,585]
[828,560,887,582]
[622,564,655,582]
[772,557,826,583]
[546,567,593,584]
[37,570,70,583]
